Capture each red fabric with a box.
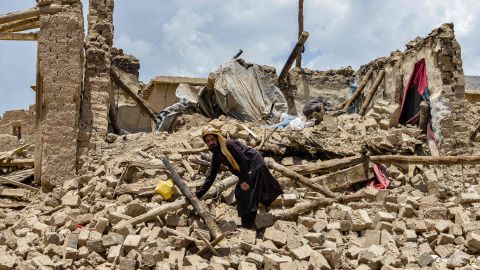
[400,58,428,112]
[369,163,390,190]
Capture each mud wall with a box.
[358,23,468,155]
[38,0,84,190]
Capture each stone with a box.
[264,227,287,247]
[246,252,263,268]
[466,232,480,252]
[118,257,136,270]
[263,253,292,270]
[78,229,90,246]
[123,235,142,253]
[362,230,381,247]
[107,245,122,263]
[239,229,256,245]
[61,190,81,207]
[125,201,147,217]
[303,232,325,245]
[86,231,105,254]
[94,218,109,234]
[32,255,55,268]
[308,251,331,270]
[291,245,314,260]
[372,211,395,224]
[0,253,16,270]
[238,261,257,270]
[417,253,434,267]
[255,213,274,229]
[434,244,454,258]
[403,230,417,242]
[184,254,208,269]
[436,233,455,245]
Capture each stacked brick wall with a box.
[38,0,84,190]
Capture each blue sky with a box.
[1,0,479,114]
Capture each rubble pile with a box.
[0,111,479,270]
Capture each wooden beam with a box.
[112,176,238,232]
[287,155,363,175]
[0,32,37,41]
[0,17,39,33]
[0,188,26,198]
[0,176,39,192]
[359,70,385,116]
[311,163,374,191]
[295,0,304,68]
[0,8,39,25]
[370,155,480,165]
[233,49,243,59]
[110,67,158,122]
[279,31,309,83]
[0,159,34,167]
[265,158,337,198]
[34,43,43,185]
[278,31,309,115]
[271,193,366,220]
[341,68,373,110]
[161,157,222,240]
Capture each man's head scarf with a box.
[202,127,240,172]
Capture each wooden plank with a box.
[0,188,26,198]
[0,176,39,192]
[110,67,158,122]
[287,156,363,175]
[0,32,37,41]
[278,31,309,83]
[238,124,260,141]
[0,16,39,32]
[370,155,480,165]
[0,8,39,25]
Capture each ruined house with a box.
[1,1,480,269]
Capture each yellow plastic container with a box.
[155,179,174,200]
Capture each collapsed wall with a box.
[357,23,468,155]
[37,0,84,190]
[288,66,354,111]
[78,0,114,155]
[0,107,35,140]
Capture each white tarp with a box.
[213,60,287,121]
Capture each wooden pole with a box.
[0,8,39,25]
[162,157,222,239]
[341,68,373,110]
[272,193,365,220]
[34,41,43,185]
[278,31,309,84]
[295,0,304,68]
[265,158,337,198]
[359,70,385,116]
[233,49,243,59]
[112,175,238,232]
[110,67,158,122]
[369,155,480,165]
[418,101,429,133]
[0,32,38,41]
[278,31,309,115]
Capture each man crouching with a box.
[195,127,283,229]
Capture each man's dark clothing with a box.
[196,139,283,228]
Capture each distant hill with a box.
[466,75,480,92]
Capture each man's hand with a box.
[240,182,250,191]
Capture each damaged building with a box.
[0,1,480,269]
